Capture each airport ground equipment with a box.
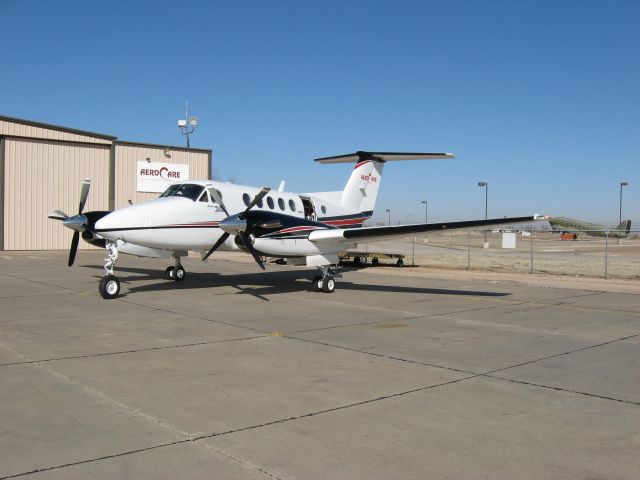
[339,250,405,267]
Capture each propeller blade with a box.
[209,188,229,216]
[48,209,68,221]
[202,232,230,261]
[238,232,265,270]
[78,178,91,214]
[244,187,271,214]
[68,231,80,267]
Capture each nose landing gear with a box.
[99,241,121,299]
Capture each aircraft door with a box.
[300,196,317,221]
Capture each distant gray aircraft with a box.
[548,217,631,238]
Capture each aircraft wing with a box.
[309,216,543,244]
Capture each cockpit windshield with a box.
[159,184,204,201]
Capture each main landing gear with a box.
[311,265,340,293]
[164,257,186,282]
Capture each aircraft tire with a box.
[164,266,175,280]
[99,275,120,299]
[174,265,186,282]
[312,275,323,292]
[322,276,335,293]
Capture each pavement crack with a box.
[480,334,639,376]
[117,298,273,335]
[482,374,640,406]
[0,335,266,368]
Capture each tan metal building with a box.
[0,115,212,250]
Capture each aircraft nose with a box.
[220,215,247,235]
[94,211,120,232]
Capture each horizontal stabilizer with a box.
[315,151,454,164]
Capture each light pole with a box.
[618,182,628,244]
[421,200,428,224]
[478,182,488,247]
[385,209,391,226]
[178,101,198,148]
[619,182,628,225]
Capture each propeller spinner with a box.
[202,186,271,269]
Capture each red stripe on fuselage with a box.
[322,217,368,226]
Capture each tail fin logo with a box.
[360,173,378,183]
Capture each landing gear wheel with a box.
[173,265,186,282]
[322,276,336,293]
[371,257,379,266]
[312,275,323,292]
[396,258,404,267]
[99,275,120,299]
[164,266,175,280]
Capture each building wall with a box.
[114,143,211,209]
[3,138,110,250]
[0,119,112,145]
[1,116,212,250]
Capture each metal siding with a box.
[0,119,112,145]
[114,144,210,208]
[4,138,110,250]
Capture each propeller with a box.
[48,178,92,267]
[202,187,271,268]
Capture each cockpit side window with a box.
[159,184,204,201]
[198,191,209,203]
[159,184,180,198]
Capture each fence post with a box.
[604,231,609,278]
[530,229,534,274]
[467,229,471,270]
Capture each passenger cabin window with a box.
[277,198,285,211]
[321,205,327,214]
[288,199,296,212]
[266,197,275,209]
[159,184,204,202]
[257,199,263,208]
[242,193,251,206]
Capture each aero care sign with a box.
[137,161,190,193]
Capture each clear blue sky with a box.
[1,0,638,225]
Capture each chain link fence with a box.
[353,228,640,279]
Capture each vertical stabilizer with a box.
[340,159,384,212]
[314,151,454,214]
[616,219,631,237]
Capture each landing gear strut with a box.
[164,257,186,282]
[99,241,121,299]
[312,265,339,293]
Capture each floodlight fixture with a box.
[189,116,198,126]
[178,119,187,128]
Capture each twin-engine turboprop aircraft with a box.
[49,151,540,299]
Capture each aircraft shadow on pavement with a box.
[81,264,511,299]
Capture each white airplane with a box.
[49,151,539,299]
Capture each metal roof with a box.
[0,114,117,141]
